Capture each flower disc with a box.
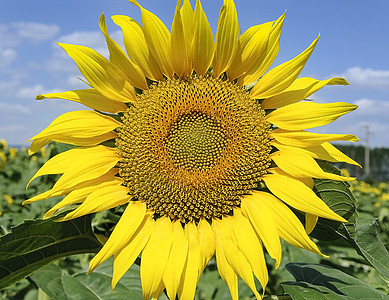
[117,75,272,222]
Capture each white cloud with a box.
[0,48,17,67]
[45,29,124,74]
[0,79,20,98]
[15,85,63,99]
[0,22,60,46]
[11,22,60,43]
[56,30,109,57]
[16,84,46,99]
[317,98,389,147]
[67,75,87,89]
[341,67,389,90]
[353,98,389,116]
[45,31,106,74]
[0,102,30,114]
[0,24,19,47]
[3,69,28,81]
[44,49,78,73]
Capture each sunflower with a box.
[25,0,359,299]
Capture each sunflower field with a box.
[0,140,388,299]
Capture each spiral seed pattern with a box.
[116,75,271,222]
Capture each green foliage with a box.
[1,141,388,299]
[195,260,256,300]
[312,161,357,241]
[31,259,143,300]
[0,214,101,290]
[353,218,389,280]
[335,144,389,181]
[281,263,389,299]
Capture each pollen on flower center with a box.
[116,75,272,222]
[166,112,227,171]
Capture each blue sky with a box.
[1,0,388,147]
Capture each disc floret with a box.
[117,75,271,222]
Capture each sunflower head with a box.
[26,0,358,299]
[117,75,271,223]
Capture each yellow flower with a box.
[0,152,6,167]
[25,1,359,298]
[378,182,388,191]
[9,147,18,160]
[0,139,7,150]
[380,193,389,202]
[3,194,13,205]
[40,147,46,159]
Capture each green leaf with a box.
[310,162,389,281]
[281,263,389,299]
[310,161,357,242]
[0,214,101,290]
[196,266,257,300]
[353,218,389,281]
[32,258,143,300]
[30,264,67,300]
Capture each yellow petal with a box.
[306,142,361,167]
[170,0,189,77]
[271,149,354,181]
[28,139,50,156]
[129,0,174,78]
[28,146,118,193]
[46,145,119,190]
[141,216,173,300]
[46,181,117,217]
[266,102,358,130]
[163,221,188,300]
[305,213,318,235]
[232,209,268,296]
[88,201,147,272]
[24,169,118,205]
[30,132,116,155]
[227,22,272,81]
[28,110,120,154]
[177,222,202,300]
[23,189,57,205]
[58,43,136,103]
[43,189,86,219]
[212,0,239,77]
[271,128,359,148]
[263,168,347,222]
[238,12,285,86]
[197,219,215,273]
[112,213,153,289]
[262,77,349,109]
[42,171,119,218]
[111,15,163,81]
[250,35,319,99]
[272,139,361,168]
[300,176,315,189]
[212,218,238,300]
[193,0,214,75]
[99,13,147,90]
[35,89,127,114]
[254,191,325,256]
[61,183,130,221]
[241,193,282,268]
[180,0,194,71]
[221,217,260,299]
